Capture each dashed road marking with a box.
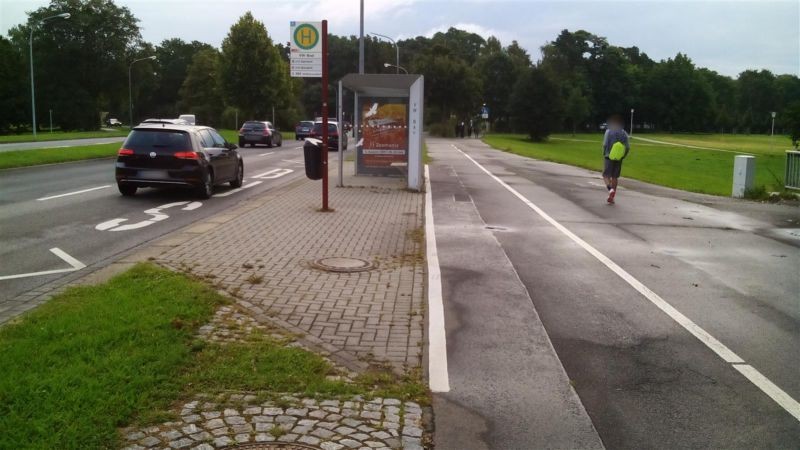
[213,180,263,198]
[37,185,111,201]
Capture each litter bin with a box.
[303,138,323,180]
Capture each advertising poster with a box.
[357,97,408,175]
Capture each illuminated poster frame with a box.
[356,97,409,176]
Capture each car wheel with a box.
[118,183,137,196]
[277,137,282,147]
[198,170,214,199]
[267,138,273,148]
[238,139,244,147]
[230,162,243,188]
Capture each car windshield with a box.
[243,122,265,130]
[124,130,191,151]
[313,123,338,134]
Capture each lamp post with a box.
[128,56,156,128]
[29,12,70,138]
[369,32,399,74]
[383,62,408,74]
[630,108,635,136]
[771,111,776,151]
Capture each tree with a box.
[412,45,482,123]
[509,66,564,141]
[0,36,27,132]
[783,102,800,149]
[474,50,517,130]
[565,86,591,135]
[179,48,224,127]
[643,53,713,132]
[8,0,143,130]
[152,38,213,117]
[738,70,777,133]
[219,12,291,121]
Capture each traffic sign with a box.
[290,21,322,78]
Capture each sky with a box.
[2,0,798,77]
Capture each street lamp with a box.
[630,108,635,136]
[29,12,70,138]
[383,62,408,74]
[369,32,399,74]
[771,111,777,151]
[128,56,156,128]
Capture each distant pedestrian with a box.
[468,120,474,138]
[601,114,630,204]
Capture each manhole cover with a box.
[311,257,375,273]
[222,443,320,450]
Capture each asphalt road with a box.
[0,136,126,152]
[428,137,800,449]
[0,140,322,312]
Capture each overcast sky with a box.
[2,0,798,77]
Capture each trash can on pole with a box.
[304,138,324,180]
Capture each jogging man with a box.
[602,115,630,204]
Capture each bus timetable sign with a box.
[290,21,322,78]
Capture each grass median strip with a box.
[0,142,121,170]
[484,133,790,196]
[0,263,427,449]
[0,130,129,144]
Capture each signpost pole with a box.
[321,20,329,211]
[338,80,344,187]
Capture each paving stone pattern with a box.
[157,176,425,372]
[120,395,426,450]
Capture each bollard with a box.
[732,155,755,198]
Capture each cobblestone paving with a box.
[157,175,425,373]
[120,395,426,450]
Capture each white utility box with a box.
[732,155,755,198]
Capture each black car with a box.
[238,121,282,148]
[115,124,243,199]
[308,121,348,151]
[295,120,314,140]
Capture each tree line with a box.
[1,0,798,144]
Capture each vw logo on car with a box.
[149,151,157,158]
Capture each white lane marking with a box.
[251,168,294,179]
[0,247,85,281]
[183,201,203,211]
[96,201,200,232]
[213,180,263,198]
[424,165,450,393]
[282,159,304,165]
[733,364,800,421]
[453,144,800,421]
[259,152,274,156]
[454,144,743,362]
[37,185,111,201]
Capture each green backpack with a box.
[609,142,626,161]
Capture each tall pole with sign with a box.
[290,20,330,210]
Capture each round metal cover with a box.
[311,257,374,273]
[221,443,320,450]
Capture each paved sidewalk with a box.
[157,161,426,374]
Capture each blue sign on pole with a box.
[480,106,489,119]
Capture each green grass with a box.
[0,143,120,170]
[0,263,428,448]
[484,133,788,196]
[0,264,226,449]
[637,133,792,155]
[0,129,129,144]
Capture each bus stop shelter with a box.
[337,74,424,191]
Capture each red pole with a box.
[321,20,329,211]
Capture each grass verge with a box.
[0,263,427,449]
[0,129,129,144]
[485,133,790,196]
[0,143,120,170]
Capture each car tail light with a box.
[262,129,271,136]
[174,151,199,160]
[238,128,245,134]
[118,148,134,156]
